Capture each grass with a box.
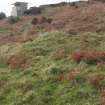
[0,31,105,105]
[0,28,9,36]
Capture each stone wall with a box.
[11,7,17,16]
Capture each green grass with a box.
[0,28,9,36]
[0,31,105,105]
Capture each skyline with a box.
[0,0,86,16]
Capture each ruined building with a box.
[89,0,105,2]
[11,2,28,16]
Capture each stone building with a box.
[11,2,28,16]
[89,0,105,2]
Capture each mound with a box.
[0,1,105,105]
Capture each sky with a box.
[0,0,84,16]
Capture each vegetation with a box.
[0,12,6,20]
[0,1,105,105]
[24,7,42,15]
[8,16,20,24]
[0,28,9,35]
[0,31,105,105]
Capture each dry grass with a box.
[50,48,66,60]
[7,52,29,68]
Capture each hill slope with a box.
[0,31,105,105]
[0,2,105,105]
[1,2,105,45]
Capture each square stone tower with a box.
[11,2,28,16]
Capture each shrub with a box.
[24,7,41,15]
[72,50,86,63]
[72,50,105,64]
[31,17,38,25]
[84,51,105,64]
[31,16,52,25]
[8,16,20,24]
[7,52,29,68]
[0,12,6,20]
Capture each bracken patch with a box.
[72,50,105,64]
[31,16,52,25]
[57,70,80,81]
[72,50,85,63]
[7,52,29,69]
[100,90,105,105]
[86,75,105,90]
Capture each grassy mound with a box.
[0,31,105,105]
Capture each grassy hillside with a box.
[1,1,105,105]
[0,31,105,105]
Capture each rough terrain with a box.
[0,2,105,105]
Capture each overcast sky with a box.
[0,0,85,16]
